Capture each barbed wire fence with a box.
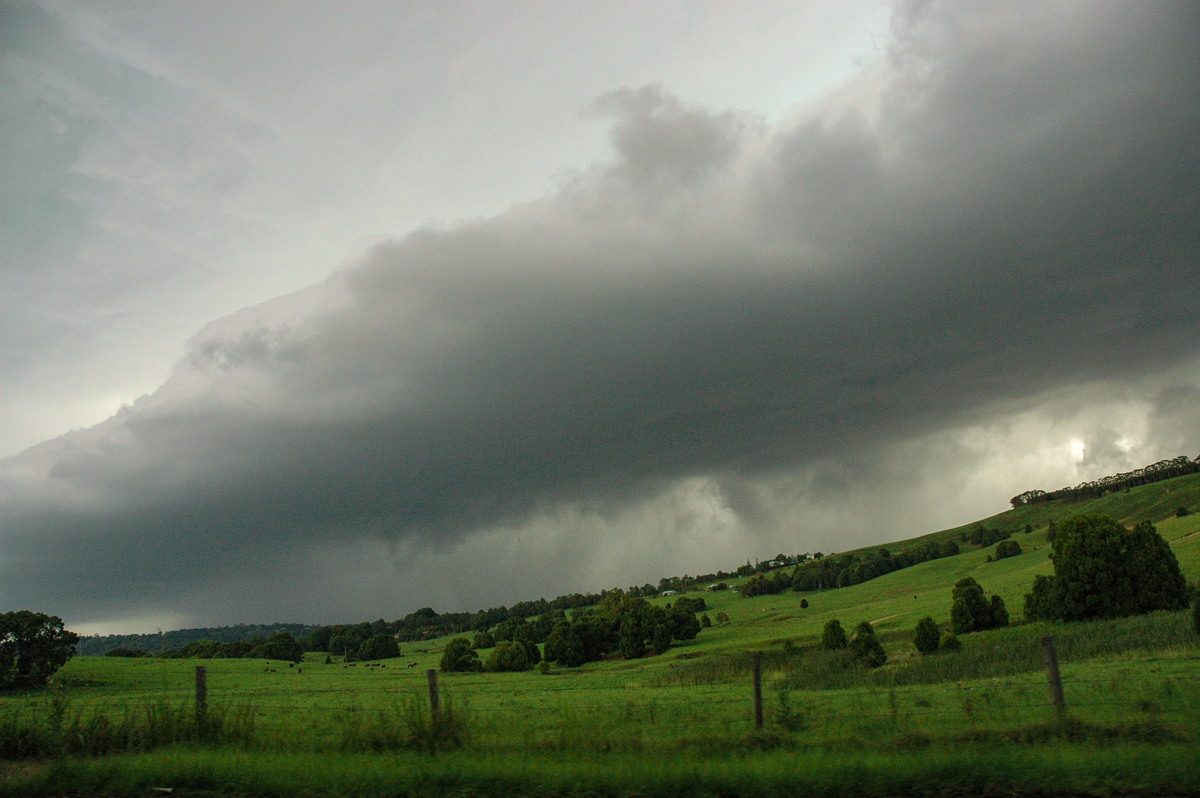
[18,632,1199,754]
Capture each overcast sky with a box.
[3,0,1198,636]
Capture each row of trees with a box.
[739,540,962,599]
[1010,455,1199,508]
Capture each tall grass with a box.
[337,694,469,753]
[0,688,255,759]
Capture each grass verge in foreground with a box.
[4,743,1200,797]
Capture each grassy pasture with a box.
[3,475,1200,795]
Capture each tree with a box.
[440,638,482,672]
[821,619,848,650]
[358,634,400,661]
[1023,514,1189,622]
[849,621,887,668]
[0,611,79,690]
[913,617,940,654]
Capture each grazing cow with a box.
[408,662,417,669]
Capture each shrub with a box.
[1177,506,1192,518]
[939,632,962,651]
[821,619,848,650]
[913,617,940,654]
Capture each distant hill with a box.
[76,459,1200,657]
[77,622,319,657]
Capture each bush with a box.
[1193,597,1200,637]
[939,632,962,651]
[913,617,940,654]
[1177,506,1192,518]
[821,619,848,650]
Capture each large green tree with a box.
[1024,515,1188,621]
[0,611,79,690]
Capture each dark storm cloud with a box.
[2,0,1198,626]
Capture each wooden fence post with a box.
[1041,636,1065,718]
[195,665,208,725]
[752,653,764,730]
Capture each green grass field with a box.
[3,475,1200,796]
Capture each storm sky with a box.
[3,1,1198,635]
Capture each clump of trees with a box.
[1024,514,1189,622]
[0,611,79,690]
[443,590,707,673]
[950,578,1008,634]
[538,591,703,669]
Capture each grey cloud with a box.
[2,0,1199,627]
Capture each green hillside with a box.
[4,472,1199,797]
